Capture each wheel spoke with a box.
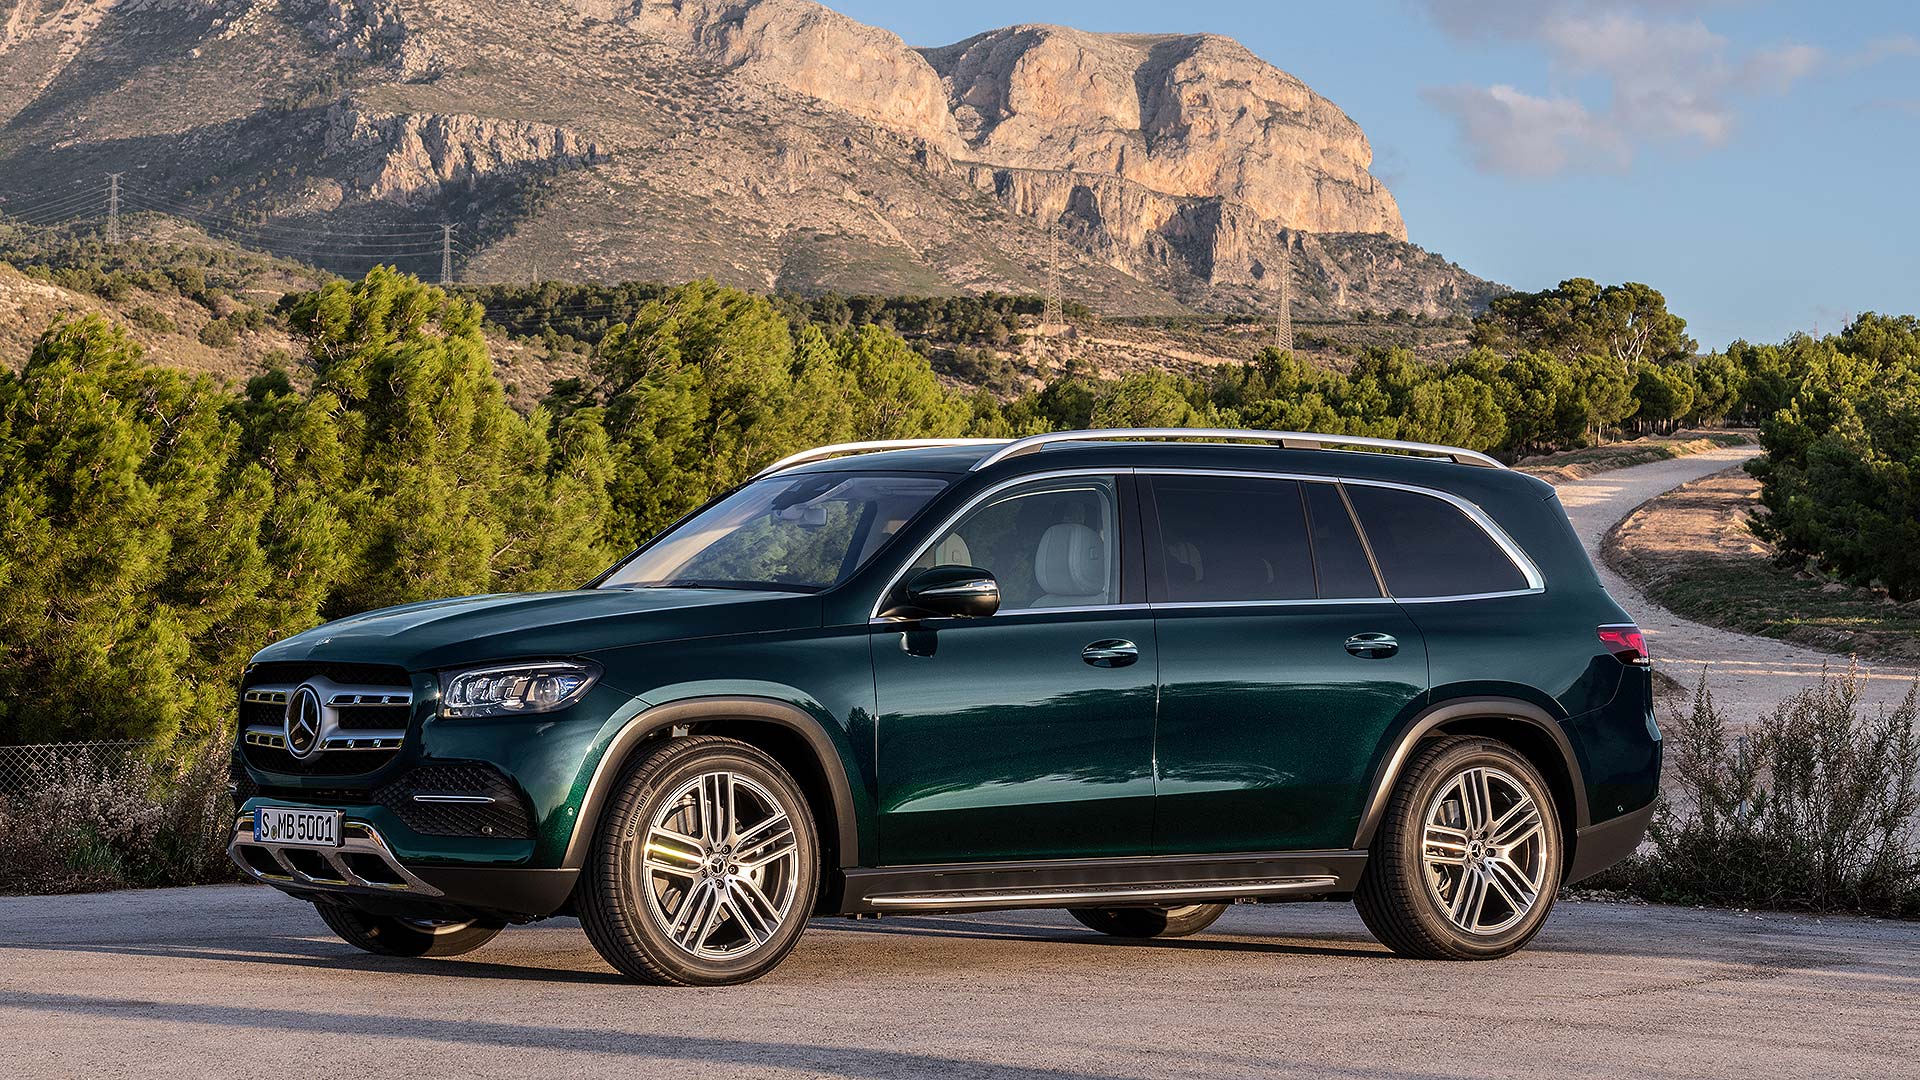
[736,824,796,871]
[726,878,779,944]
[1424,822,1470,864]
[671,880,717,949]
[1450,866,1487,927]
[1488,856,1539,909]
[1491,803,1543,848]
[699,774,729,844]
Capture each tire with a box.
[1354,736,1564,961]
[314,902,505,958]
[1069,903,1229,939]
[577,735,819,986]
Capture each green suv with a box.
[228,429,1660,984]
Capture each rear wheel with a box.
[1355,736,1563,960]
[1069,903,1229,939]
[577,735,819,986]
[314,903,505,957]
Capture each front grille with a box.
[243,742,403,776]
[237,662,414,777]
[374,763,533,840]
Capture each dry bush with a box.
[1599,665,1920,916]
[0,741,239,895]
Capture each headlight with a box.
[440,660,601,719]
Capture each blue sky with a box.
[832,0,1918,349]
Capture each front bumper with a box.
[229,814,579,921]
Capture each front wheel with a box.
[314,903,505,957]
[1355,736,1563,960]
[577,735,819,985]
[1069,904,1229,939]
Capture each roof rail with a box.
[750,438,1012,480]
[971,428,1505,471]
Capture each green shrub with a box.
[197,317,238,347]
[1749,315,1920,601]
[125,304,176,334]
[1596,667,1920,916]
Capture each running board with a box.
[865,877,1338,911]
[838,850,1365,915]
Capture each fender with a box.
[1351,697,1588,849]
[559,695,862,871]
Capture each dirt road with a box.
[1551,446,1917,721]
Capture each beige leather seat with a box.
[1031,522,1109,608]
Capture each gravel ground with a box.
[2,885,1917,1079]
[1551,445,1917,722]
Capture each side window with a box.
[1303,482,1383,599]
[1344,484,1530,598]
[1150,476,1315,603]
[915,477,1119,611]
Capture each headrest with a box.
[1034,522,1106,598]
[931,534,973,567]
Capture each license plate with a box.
[254,807,342,848]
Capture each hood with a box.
[251,588,824,673]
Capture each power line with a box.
[0,187,106,219]
[115,186,449,237]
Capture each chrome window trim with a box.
[867,466,1546,621]
[1137,468,1544,603]
[1149,598,1401,611]
[1335,475,1546,595]
[869,468,1127,621]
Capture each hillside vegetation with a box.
[4,260,1891,753]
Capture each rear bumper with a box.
[1566,800,1656,884]
[229,814,578,922]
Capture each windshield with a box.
[597,473,950,592]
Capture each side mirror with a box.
[900,565,1000,619]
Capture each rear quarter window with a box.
[1345,484,1531,598]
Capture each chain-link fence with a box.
[0,741,145,795]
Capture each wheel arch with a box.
[560,696,862,877]
[1353,697,1588,852]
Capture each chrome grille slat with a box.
[239,673,412,775]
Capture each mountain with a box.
[0,0,1499,317]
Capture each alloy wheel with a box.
[1420,765,1548,935]
[630,770,802,962]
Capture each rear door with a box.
[1144,473,1429,853]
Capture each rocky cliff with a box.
[0,0,1494,316]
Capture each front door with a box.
[871,473,1158,864]
[1143,473,1430,853]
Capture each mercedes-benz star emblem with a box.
[285,684,324,759]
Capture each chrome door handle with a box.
[1082,640,1139,668]
[1345,633,1399,659]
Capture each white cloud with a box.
[1421,85,1630,176]
[1413,1,1825,175]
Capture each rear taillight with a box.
[1598,624,1650,666]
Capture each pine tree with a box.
[0,316,278,748]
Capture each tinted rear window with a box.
[1345,484,1529,598]
[1304,482,1383,599]
[1151,476,1315,602]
